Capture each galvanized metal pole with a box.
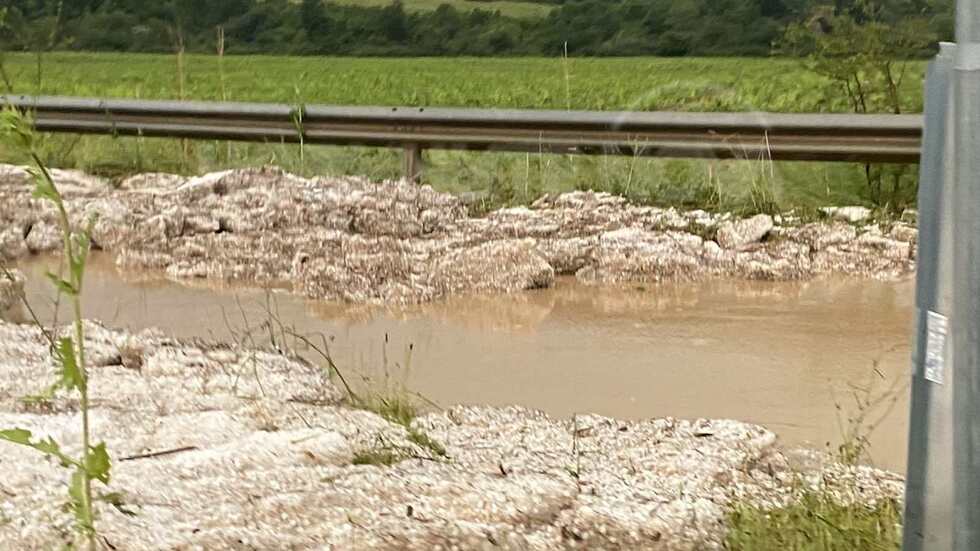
[403,143,424,183]
[951,1,980,549]
[904,42,956,551]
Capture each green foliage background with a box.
[0,0,955,57]
[0,0,940,212]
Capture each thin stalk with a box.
[560,43,575,180]
[217,26,231,164]
[173,27,190,171]
[524,152,530,201]
[561,41,571,111]
[72,284,94,551]
[624,139,643,198]
[34,51,42,98]
[32,153,95,550]
[217,26,227,102]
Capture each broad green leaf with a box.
[0,428,32,446]
[68,469,84,506]
[31,181,59,203]
[57,337,85,391]
[45,271,77,297]
[0,428,76,468]
[68,468,93,533]
[84,443,111,485]
[29,168,59,204]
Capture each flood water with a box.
[13,254,914,472]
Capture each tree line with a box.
[0,0,954,57]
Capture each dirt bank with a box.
[0,319,903,550]
[0,165,916,304]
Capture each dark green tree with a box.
[379,0,409,44]
[299,0,331,52]
[783,2,936,207]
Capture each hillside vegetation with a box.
[0,0,954,57]
[331,0,554,19]
[0,1,935,212]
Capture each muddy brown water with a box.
[11,254,914,472]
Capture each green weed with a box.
[252,297,448,462]
[360,393,419,428]
[352,429,446,467]
[833,359,905,467]
[407,427,447,458]
[725,491,901,551]
[0,107,113,551]
[354,392,447,459]
[352,447,408,467]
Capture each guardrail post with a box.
[903,42,956,551]
[908,2,980,548]
[403,143,424,183]
[951,1,980,549]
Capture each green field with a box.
[332,0,554,18]
[0,52,927,212]
[1,52,927,112]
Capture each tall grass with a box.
[216,26,232,165]
[725,491,901,551]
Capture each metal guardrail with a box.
[3,95,923,180]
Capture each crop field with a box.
[0,52,927,212]
[1,52,928,112]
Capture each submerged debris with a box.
[0,320,903,550]
[0,165,917,303]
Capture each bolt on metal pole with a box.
[951,1,980,549]
[903,42,956,551]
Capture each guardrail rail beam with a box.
[0,95,925,175]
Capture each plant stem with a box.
[72,288,94,551]
[67,274,93,545]
[34,151,96,549]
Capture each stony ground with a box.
[0,165,917,304]
[0,166,910,548]
[0,318,903,550]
